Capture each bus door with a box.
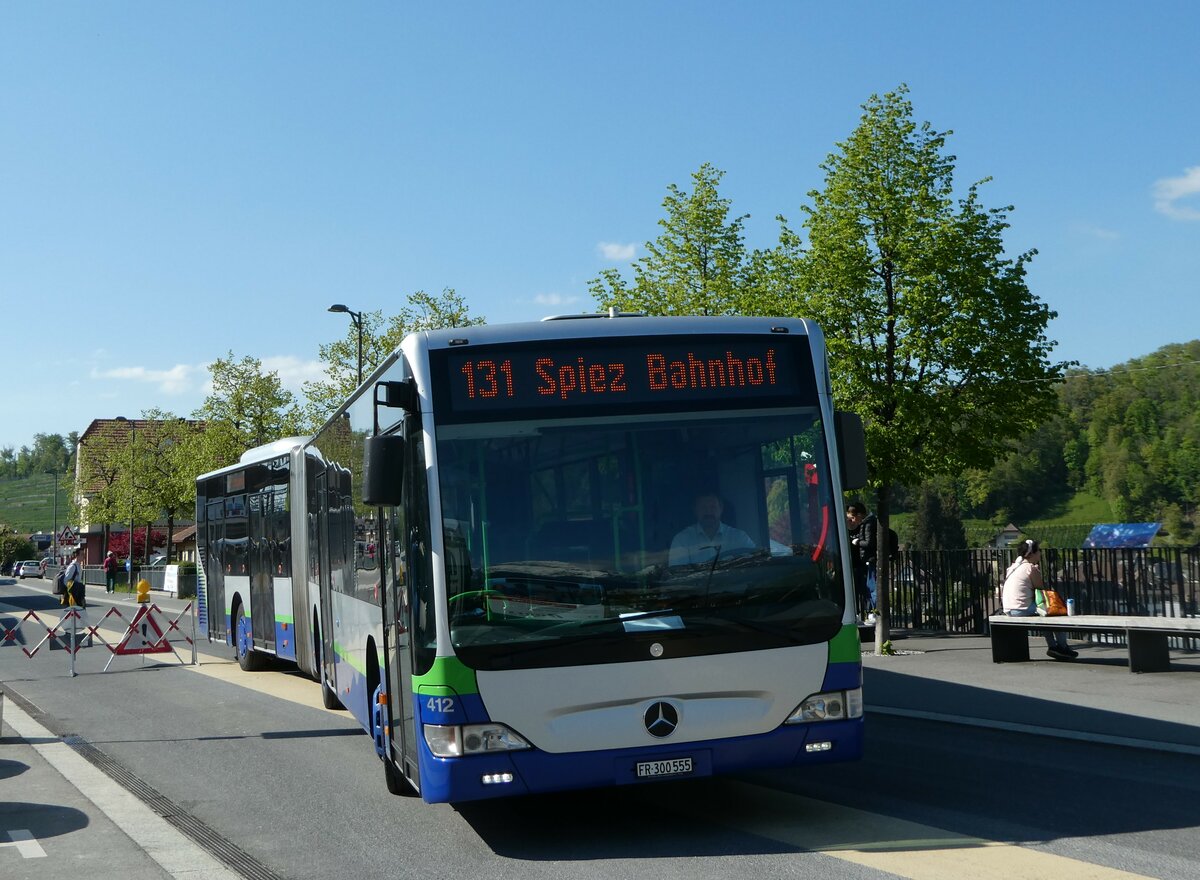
[249,491,276,649]
[315,468,337,691]
[206,499,227,642]
[382,500,417,786]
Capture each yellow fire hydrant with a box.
[136,578,151,603]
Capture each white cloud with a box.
[598,241,637,260]
[91,355,325,397]
[1152,166,1200,220]
[261,355,328,393]
[91,364,199,395]
[1075,224,1119,240]
[533,292,582,307]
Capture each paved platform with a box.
[862,632,1200,754]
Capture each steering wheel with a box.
[447,588,508,622]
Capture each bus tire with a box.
[234,602,262,671]
[314,621,342,710]
[367,649,415,796]
[383,754,412,796]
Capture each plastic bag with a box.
[1037,589,1067,616]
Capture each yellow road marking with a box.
[187,657,346,716]
[693,781,1152,880]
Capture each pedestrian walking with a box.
[846,501,877,622]
[102,550,118,593]
[63,548,86,609]
[102,549,120,590]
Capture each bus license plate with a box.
[636,757,693,778]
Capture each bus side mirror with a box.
[836,411,867,490]
[378,379,418,413]
[363,435,405,506]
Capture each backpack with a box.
[54,568,68,595]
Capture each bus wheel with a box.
[235,603,262,671]
[315,624,341,710]
[383,754,407,795]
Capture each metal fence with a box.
[58,565,197,598]
[887,547,1200,635]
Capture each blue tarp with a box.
[1082,523,1162,549]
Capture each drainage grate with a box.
[63,734,286,880]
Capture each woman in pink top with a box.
[1001,539,1076,660]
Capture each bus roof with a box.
[195,436,310,482]
[415,314,820,351]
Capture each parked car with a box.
[19,560,43,579]
[10,561,22,577]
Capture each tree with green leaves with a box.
[911,480,967,550]
[0,433,77,480]
[75,430,127,553]
[590,163,751,316]
[192,353,303,469]
[302,288,484,429]
[134,409,202,562]
[792,86,1067,651]
[1,527,36,573]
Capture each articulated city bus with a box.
[196,314,867,803]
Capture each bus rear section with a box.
[195,441,318,680]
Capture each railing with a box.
[887,547,1200,635]
[67,565,196,598]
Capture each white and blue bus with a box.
[196,314,867,803]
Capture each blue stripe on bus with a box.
[276,622,297,661]
[820,660,862,692]
[412,702,862,804]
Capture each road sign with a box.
[113,606,172,655]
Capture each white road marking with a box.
[3,700,241,880]
[0,829,46,859]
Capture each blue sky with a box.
[3,1,1198,453]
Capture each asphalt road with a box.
[4,576,1200,880]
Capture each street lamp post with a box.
[50,471,58,565]
[328,303,364,387]
[116,416,136,584]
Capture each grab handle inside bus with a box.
[835,411,867,490]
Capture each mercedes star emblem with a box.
[644,701,679,738]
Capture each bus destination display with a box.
[442,337,813,416]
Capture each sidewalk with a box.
[862,632,1200,754]
[0,691,240,880]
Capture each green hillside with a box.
[0,474,72,534]
[892,490,1120,548]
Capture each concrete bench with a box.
[988,614,1200,673]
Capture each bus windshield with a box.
[435,407,847,671]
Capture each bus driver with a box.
[669,491,755,566]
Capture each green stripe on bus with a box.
[414,656,478,694]
[828,624,861,664]
[331,641,385,678]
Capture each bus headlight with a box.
[785,688,863,724]
[423,723,531,758]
